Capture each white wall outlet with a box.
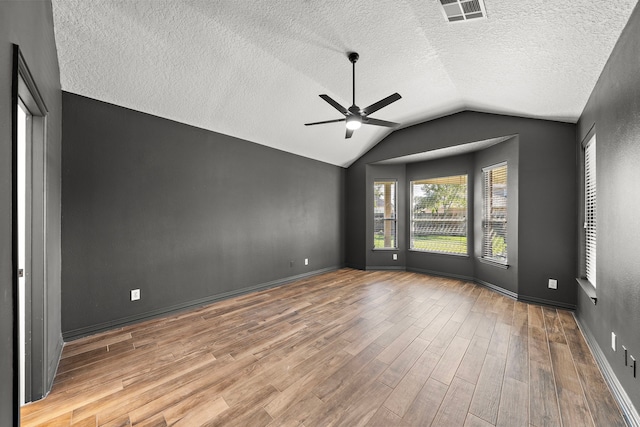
[304,258,309,266]
[393,254,398,260]
[548,278,558,289]
[611,332,617,351]
[131,289,140,301]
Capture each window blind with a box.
[373,181,397,249]
[482,163,508,263]
[410,175,468,255]
[585,137,596,286]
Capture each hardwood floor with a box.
[21,269,626,426]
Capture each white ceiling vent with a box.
[438,0,487,22]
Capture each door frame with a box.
[12,44,49,407]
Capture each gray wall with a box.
[576,3,640,413]
[0,0,63,423]
[61,93,345,338]
[345,163,367,269]
[346,111,576,307]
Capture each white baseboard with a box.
[575,314,640,427]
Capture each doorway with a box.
[13,45,49,406]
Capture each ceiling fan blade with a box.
[319,94,349,115]
[304,118,346,126]
[345,127,354,139]
[362,93,402,116]
[363,117,399,127]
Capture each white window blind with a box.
[482,163,508,263]
[374,181,397,249]
[410,175,468,255]
[585,137,596,286]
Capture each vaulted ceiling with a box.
[51,0,638,167]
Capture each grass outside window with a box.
[410,235,467,254]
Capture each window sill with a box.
[372,248,398,251]
[478,257,509,269]
[576,278,597,305]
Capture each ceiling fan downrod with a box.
[348,52,359,107]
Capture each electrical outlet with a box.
[393,253,398,260]
[611,332,617,351]
[131,289,140,301]
[304,258,309,266]
[548,278,558,289]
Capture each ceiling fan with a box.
[305,52,402,139]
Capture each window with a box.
[482,163,508,264]
[410,175,467,255]
[373,181,397,249]
[585,136,596,287]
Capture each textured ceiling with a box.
[51,0,638,167]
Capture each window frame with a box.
[481,162,508,266]
[584,134,597,288]
[576,128,597,303]
[409,174,469,256]
[373,180,398,250]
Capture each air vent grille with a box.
[438,0,487,22]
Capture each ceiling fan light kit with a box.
[305,52,401,139]
[346,115,362,130]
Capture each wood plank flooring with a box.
[20,269,627,426]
